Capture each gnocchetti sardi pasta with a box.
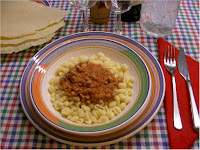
[48,52,134,125]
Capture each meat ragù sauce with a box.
[59,62,122,104]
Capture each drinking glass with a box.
[105,0,133,34]
[140,0,181,37]
[69,0,97,32]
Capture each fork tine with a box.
[173,46,175,63]
[167,46,169,62]
[167,45,170,63]
[164,46,167,62]
[170,46,172,63]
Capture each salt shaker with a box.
[140,0,181,37]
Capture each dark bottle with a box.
[121,0,142,22]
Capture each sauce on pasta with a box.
[59,62,122,104]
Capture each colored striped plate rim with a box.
[30,0,50,6]
[20,31,165,146]
[29,39,151,134]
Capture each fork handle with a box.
[187,81,200,132]
[172,74,183,130]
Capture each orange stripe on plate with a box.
[32,64,59,124]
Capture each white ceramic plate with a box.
[20,31,165,146]
[29,38,152,136]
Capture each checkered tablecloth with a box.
[1,0,199,149]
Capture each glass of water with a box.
[69,0,97,32]
[105,0,133,35]
[140,0,181,37]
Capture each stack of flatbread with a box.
[0,1,69,54]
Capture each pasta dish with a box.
[48,52,134,125]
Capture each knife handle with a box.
[187,81,200,132]
[172,75,183,130]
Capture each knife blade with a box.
[178,48,190,81]
[178,48,200,132]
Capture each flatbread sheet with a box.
[1,20,65,44]
[1,1,69,38]
[1,33,55,54]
